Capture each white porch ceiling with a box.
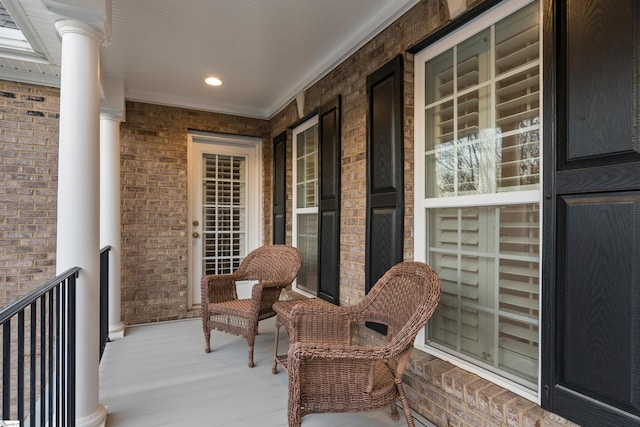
[0,0,420,119]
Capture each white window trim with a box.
[413,0,543,404]
[292,115,319,297]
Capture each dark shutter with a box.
[272,131,286,244]
[364,55,404,334]
[317,96,341,304]
[542,1,640,425]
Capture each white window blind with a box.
[417,0,541,390]
[202,154,246,275]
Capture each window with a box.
[201,154,246,275]
[292,116,319,295]
[414,0,541,396]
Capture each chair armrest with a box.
[288,341,391,362]
[201,274,238,304]
[289,304,357,345]
[249,281,289,315]
[249,280,290,300]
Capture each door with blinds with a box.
[188,133,261,306]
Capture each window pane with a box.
[424,2,539,197]
[457,88,495,196]
[426,100,455,198]
[426,49,453,104]
[495,3,539,76]
[457,29,490,91]
[296,213,318,294]
[201,154,246,276]
[427,203,539,385]
[296,126,318,208]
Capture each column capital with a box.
[99,112,123,122]
[55,19,105,44]
[100,75,125,121]
[43,0,111,42]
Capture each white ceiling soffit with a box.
[0,0,420,119]
[102,0,419,119]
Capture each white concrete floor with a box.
[99,317,430,427]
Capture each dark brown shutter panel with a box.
[542,1,640,425]
[317,96,341,304]
[365,55,404,334]
[272,131,286,244]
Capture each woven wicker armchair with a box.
[287,261,440,427]
[201,244,303,367]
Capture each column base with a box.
[77,404,108,427]
[109,322,126,339]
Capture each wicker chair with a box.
[201,244,303,367]
[287,261,440,427]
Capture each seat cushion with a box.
[208,299,253,316]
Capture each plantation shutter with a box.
[429,203,539,383]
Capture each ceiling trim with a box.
[265,0,420,119]
[0,67,60,87]
[125,88,270,120]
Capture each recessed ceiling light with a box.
[205,77,222,86]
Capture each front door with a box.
[188,132,261,307]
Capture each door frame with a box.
[187,131,262,308]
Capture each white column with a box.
[55,19,107,427]
[100,113,125,338]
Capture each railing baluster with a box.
[68,273,77,426]
[40,296,46,427]
[18,311,24,425]
[100,246,111,361]
[2,320,11,419]
[48,288,54,427]
[56,286,67,425]
[30,302,37,425]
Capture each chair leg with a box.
[288,389,302,427]
[396,379,416,427]
[202,316,211,353]
[390,403,400,420]
[247,335,255,368]
[272,324,281,374]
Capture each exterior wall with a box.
[271,0,451,307]
[119,101,270,325]
[0,1,583,426]
[270,1,578,426]
[0,80,59,309]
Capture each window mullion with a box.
[453,44,459,197]
[456,207,463,352]
[493,205,501,370]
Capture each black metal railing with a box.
[99,246,111,361]
[0,267,79,427]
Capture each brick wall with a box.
[404,351,580,427]
[270,0,579,426]
[119,101,269,325]
[270,0,450,307]
[0,80,59,309]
